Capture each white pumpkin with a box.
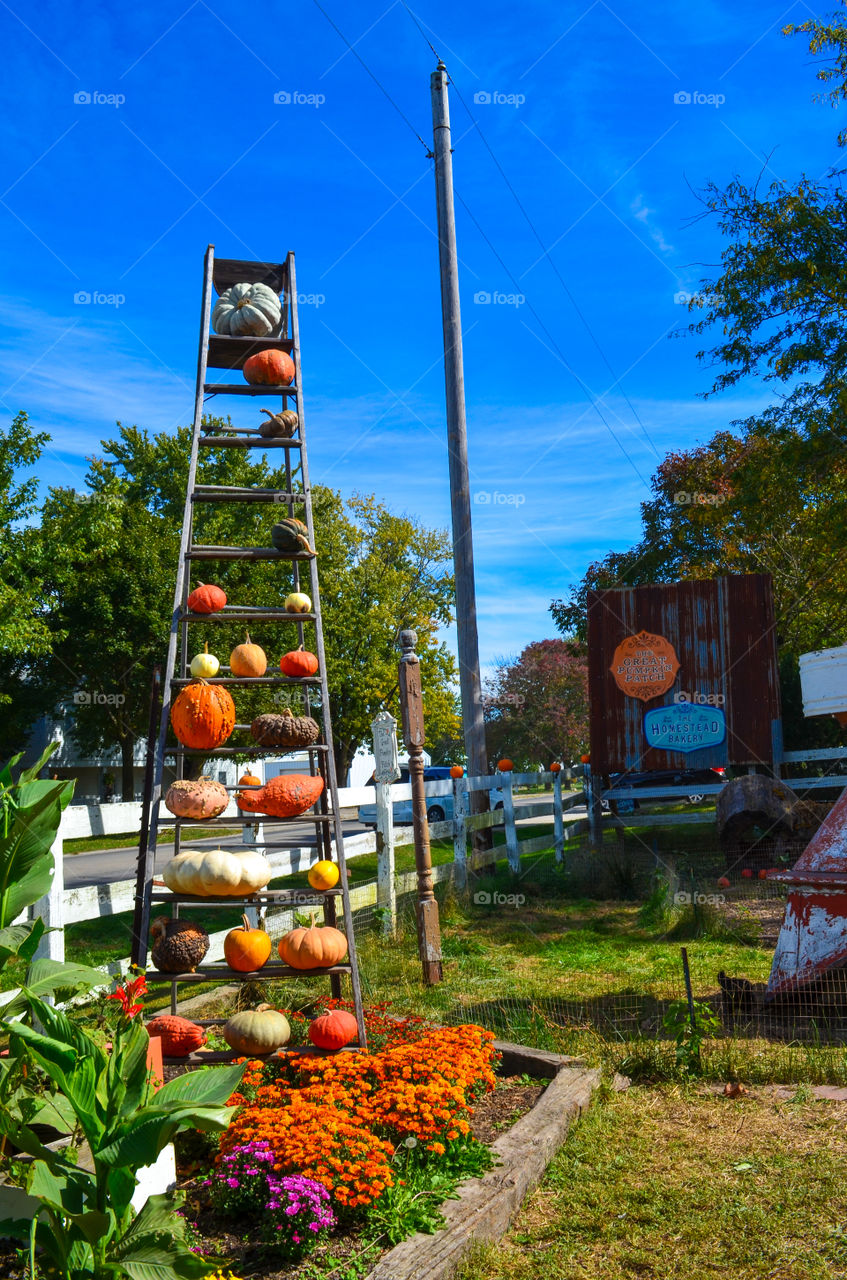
[162,848,272,897]
[211,282,282,337]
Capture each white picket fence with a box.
[15,772,586,998]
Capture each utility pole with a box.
[430,62,490,837]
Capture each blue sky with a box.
[0,0,837,672]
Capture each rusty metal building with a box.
[587,574,781,775]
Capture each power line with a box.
[311,0,432,155]
[399,0,441,64]
[446,73,662,462]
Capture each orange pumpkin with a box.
[550,762,562,774]
[230,631,267,678]
[187,582,227,614]
[237,773,324,819]
[224,914,272,972]
[308,1008,358,1050]
[145,1015,206,1057]
[170,680,236,750]
[243,348,295,386]
[236,771,262,807]
[449,765,464,778]
[279,646,319,678]
[497,758,514,772]
[278,921,348,970]
[580,753,590,764]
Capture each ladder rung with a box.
[181,610,316,622]
[157,807,334,822]
[198,437,302,448]
[192,487,304,504]
[212,258,288,294]
[149,888,341,903]
[145,963,353,982]
[204,384,297,397]
[169,743,329,755]
[170,675,320,686]
[185,546,314,561]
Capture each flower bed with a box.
[178,1002,514,1275]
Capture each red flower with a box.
[107,973,148,1019]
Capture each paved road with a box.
[62,792,581,889]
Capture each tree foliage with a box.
[483,639,588,769]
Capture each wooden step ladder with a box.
[131,245,367,1051]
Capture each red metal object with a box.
[766,786,847,997]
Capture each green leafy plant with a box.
[0,979,247,1279]
[662,998,722,1074]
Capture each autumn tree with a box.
[483,640,588,769]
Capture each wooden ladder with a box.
[131,245,367,1051]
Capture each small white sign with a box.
[372,711,401,783]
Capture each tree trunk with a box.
[120,734,135,802]
[334,741,354,790]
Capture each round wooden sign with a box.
[610,630,680,702]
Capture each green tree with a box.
[0,413,57,746]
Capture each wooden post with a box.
[502,771,519,874]
[398,629,443,984]
[553,771,564,864]
[375,780,397,935]
[430,64,489,848]
[241,820,265,929]
[453,773,468,890]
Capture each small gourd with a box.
[243,348,295,386]
[285,590,312,613]
[279,646,319,678]
[271,519,315,555]
[450,765,464,778]
[146,1015,206,1058]
[229,632,267,678]
[164,778,229,820]
[308,1008,359,1051]
[190,643,220,679]
[236,773,325,819]
[497,759,514,772]
[250,710,320,748]
[224,914,272,973]
[186,583,227,614]
[307,860,340,891]
[150,918,210,973]
[223,1004,291,1056]
[259,408,299,438]
[277,920,348,970]
[236,771,262,807]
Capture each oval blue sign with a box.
[643,703,726,754]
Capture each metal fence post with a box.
[375,780,396,935]
[585,764,603,848]
[453,774,468,890]
[503,772,519,874]
[553,771,564,864]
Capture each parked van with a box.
[357,766,505,826]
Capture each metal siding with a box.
[588,574,781,774]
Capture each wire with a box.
[399,0,442,64]
[310,0,432,155]
[446,73,662,462]
[454,188,649,486]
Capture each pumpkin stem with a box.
[204,642,209,654]
[241,913,252,932]
[244,631,251,644]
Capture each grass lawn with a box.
[457,1084,847,1280]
